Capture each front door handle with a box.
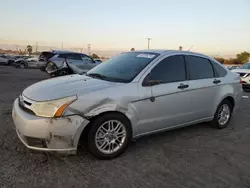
[213,79,221,84]
[178,83,189,89]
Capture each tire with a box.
[58,69,69,76]
[86,113,132,160]
[211,100,233,129]
[19,63,25,69]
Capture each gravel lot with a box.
[0,66,250,188]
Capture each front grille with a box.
[18,96,35,115]
[18,102,35,115]
[23,100,32,106]
[25,136,47,148]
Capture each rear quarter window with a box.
[210,60,227,77]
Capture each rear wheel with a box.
[86,113,132,160]
[211,100,233,129]
[19,63,25,69]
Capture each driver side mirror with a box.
[142,72,162,87]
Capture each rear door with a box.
[184,55,218,120]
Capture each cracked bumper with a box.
[12,99,89,154]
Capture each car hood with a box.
[23,74,118,101]
[231,69,250,74]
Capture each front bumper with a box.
[12,99,89,154]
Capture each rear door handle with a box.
[178,83,189,89]
[213,79,221,84]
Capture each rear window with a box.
[58,53,82,60]
[39,52,55,60]
[240,63,250,69]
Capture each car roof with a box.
[131,49,210,58]
[41,50,87,56]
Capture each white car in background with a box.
[231,62,250,91]
[0,54,15,65]
[14,57,45,69]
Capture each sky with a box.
[0,0,249,55]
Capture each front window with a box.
[149,55,186,84]
[85,52,159,83]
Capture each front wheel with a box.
[86,113,132,160]
[211,100,233,129]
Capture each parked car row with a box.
[227,65,241,70]
[12,50,242,159]
[0,51,103,77]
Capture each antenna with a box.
[146,38,152,49]
[88,44,91,56]
[188,45,194,51]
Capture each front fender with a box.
[83,102,138,133]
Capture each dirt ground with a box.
[0,66,250,188]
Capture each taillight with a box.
[240,79,242,84]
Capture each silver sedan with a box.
[12,50,242,159]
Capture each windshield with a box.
[85,52,159,83]
[240,63,250,69]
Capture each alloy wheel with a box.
[95,120,127,155]
[218,104,230,126]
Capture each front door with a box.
[133,55,192,136]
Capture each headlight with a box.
[31,95,77,118]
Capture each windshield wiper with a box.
[85,73,129,83]
[85,73,108,80]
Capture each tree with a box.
[91,53,100,59]
[236,51,250,64]
[130,48,135,51]
[179,46,183,51]
[214,57,225,64]
[27,45,33,56]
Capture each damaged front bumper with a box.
[12,99,89,154]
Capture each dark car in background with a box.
[40,50,101,77]
[39,50,77,71]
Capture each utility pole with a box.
[88,44,91,56]
[146,38,152,49]
[36,42,38,53]
[61,42,64,49]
